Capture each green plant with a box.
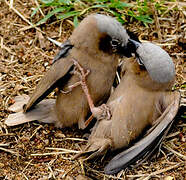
[127,0,153,24]
[31,0,156,27]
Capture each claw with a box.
[60,59,90,94]
[60,81,81,94]
[92,104,111,120]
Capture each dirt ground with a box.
[0,0,185,179]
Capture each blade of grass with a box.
[36,7,67,25]
[31,7,40,18]
[109,1,132,9]
[57,10,81,20]
[73,15,79,27]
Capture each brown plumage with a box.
[5,14,138,129]
[74,42,180,174]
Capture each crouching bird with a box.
[74,42,181,174]
[5,14,138,129]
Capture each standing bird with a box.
[5,14,138,129]
[74,42,180,174]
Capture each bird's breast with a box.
[108,75,160,149]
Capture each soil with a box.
[0,0,185,179]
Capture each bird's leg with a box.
[71,58,94,109]
[84,115,94,127]
[71,58,111,125]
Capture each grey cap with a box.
[94,14,129,46]
[136,42,175,83]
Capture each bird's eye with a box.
[111,39,120,47]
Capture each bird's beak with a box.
[128,39,144,66]
[128,39,141,50]
[119,39,141,58]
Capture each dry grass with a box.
[0,0,185,179]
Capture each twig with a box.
[22,173,29,180]
[31,150,80,156]
[18,25,38,32]
[34,0,44,17]
[4,0,33,27]
[151,3,162,41]
[126,163,183,178]
[54,137,87,142]
[0,147,19,156]
[22,160,33,173]
[155,43,175,46]
[85,165,123,180]
[48,164,56,179]
[161,4,177,17]
[163,144,186,160]
[166,131,180,139]
[62,163,78,178]
[45,147,81,153]
[0,37,16,55]
[47,37,63,47]
[0,133,15,137]
[0,143,10,147]
[116,71,121,84]
[30,125,43,139]
[59,20,63,37]
[79,159,85,175]
[9,0,13,8]
[177,123,186,127]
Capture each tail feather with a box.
[8,95,29,112]
[5,98,57,126]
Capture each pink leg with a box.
[72,58,111,123]
[71,58,95,110]
[84,115,94,127]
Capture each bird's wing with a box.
[104,91,181,175]
[24,58,74,112]
[52,40,73,64]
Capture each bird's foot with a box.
[60,58,90,94]
[60,81,81,94]
[72,58,90,82]
[92,104,111,120]
[71,58,91,94]
[84,104,111,127]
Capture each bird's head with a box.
[95,14,142,57]
[70,14,139,57]
[133,42,175,84]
